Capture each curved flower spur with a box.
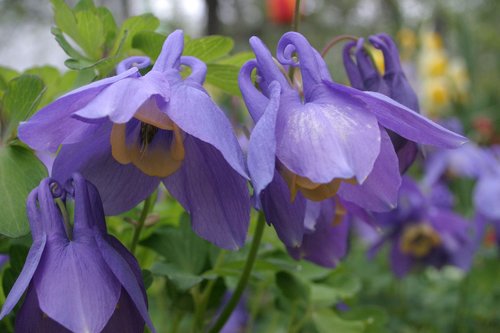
[239,32,466,246]
[18,30,250,250]
[0,174,154,333]
[343,33,421,172]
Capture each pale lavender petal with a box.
[166,81,248,178]
[323,83,467,148]
[34,241,121,333]
[18,68,138,152]
[74,71,170,124]
[338,127,401,212]
[181,56,207,84]
[276,90,380,184]
[260,172,306,247]
[152,30,184,72]
[163,136,251,250]
[52,122,160,215]
[117,56,151,74]
[239,60,270,122]
[342,41,364,90]
[248,82,280,197]
[474,173,500,220]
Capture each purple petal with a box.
[287,199,349,267]
[74,71,170,124]
[342,40,364,90]
[324,82,467,148]
[249,36,290,89]
[117,56,151,74]
[101,289,146,333]
[474,173,500,220]
[260,171,306,247]
[95,234,155,332]
[0,238,46,319]
[181,56,207,84]
[15,286,71,333]
[152,30,184,72]
[248,81,280,197]
[390,240,413,278]
[163,135,251,250]
[52,122,160,215]
[353,38,388,93]
[276,88,381,184]
[338,127,402,212]
[239,60,270,122]
[34,240,121,333]
[18,68,138,152]
[165,82,248,179]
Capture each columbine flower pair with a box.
[19,30,250,250]
[239,31,466,252]
[0,174,154,333]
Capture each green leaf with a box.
[8,244,29,274]
[341,306,388,332]
[151,262,203,290]
[112,14,160,56]
[217,51,255,67]
[74,0,95,11]
[51,0,79,43]
[51,27,87,61]
[205,64,241,95]
[141,269,153,290]
[0,145,47,237]
[140,214,210,274]
[184,36,234,63]
[313,309,365,333]
[2,75,45,133]
[132,31,166,60]
[0,67,19,91]
[74,10,105,59]
[275,271,310,302]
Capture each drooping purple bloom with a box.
[216,293,248,333]
[343,34,421,172]
[0,174,154,333]
[18,30,250,250]
[287,199,350,268]
[239,31,466,246]
[369,177,473,278]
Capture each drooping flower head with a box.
[0,174,154,333]
[19,30,250,250]
[368,177,473,277]
[343,34,421,172]
[238,31,466,247]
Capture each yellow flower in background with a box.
[397,28,417,60]
[424,78,450,117]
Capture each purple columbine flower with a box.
[369,177,473,278]
[18,30,250,250]
[343,33,421,172]
[238,31,466,246]
[286,199,350,268]
[0,174,154,333]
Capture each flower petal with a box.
[338,127,402,212]
[287,199,349,267]
[390,240,413,278]
[239,60,270,122]
[323,81,467,147]
[52,122,160,215]
[34,240,121,333]
[18,68,138,152]
[260,171,306,247]
[276,88,381,184]
[163,135,251,250]
[165,82,248,178]
[248,81,280,197]
[101,289,146,333]
[74,71,170,124]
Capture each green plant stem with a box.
[129,194,154,255]
[192,251,226,331]
[292,0,302,32]
[208,213,266,333]
[171,310,184,333]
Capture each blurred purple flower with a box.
[343,34,421,172]
[369,177,473,278]
[18,30,250,250]
[239,31,466,246]
[217,292,248,333]
[0,174,154,333]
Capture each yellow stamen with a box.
[400,223,441,258]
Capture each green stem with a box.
[208,213,266,333]
[129,193,155,255]
[292,0,302,32]
[193,251,226,331]
[171,311,184,333]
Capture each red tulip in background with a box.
[267,0,296,24]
